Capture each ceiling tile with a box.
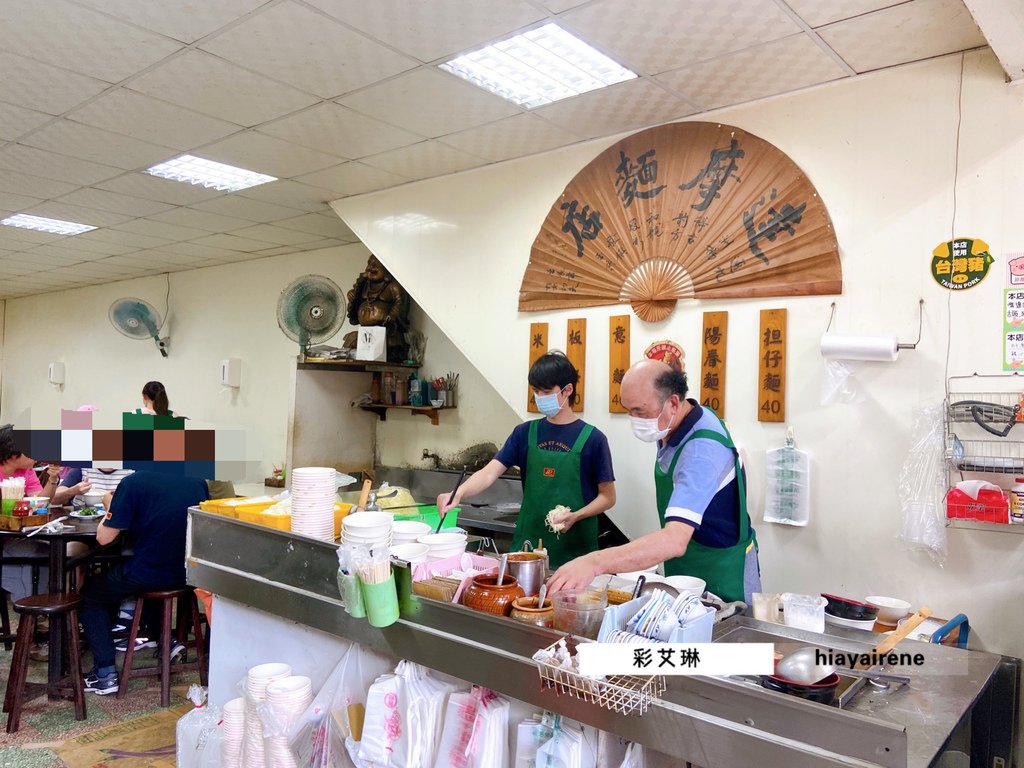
[0,102,53,141]
[6,245,84,267]
[131,249,209,267]
[189,233,276,252]
[96,253,166,269]
[338,69,521,138]
[200,1,418,98]
[228,223,322,246]
[290,237,350,251]
[147,207,253,233]
[35,236,138,257]
[533,78,696,139]
[0,261,38,277]
[112,218,212,242]
[0,227,64,247]
[439,113,581,162]
[273,212,356,239]
[250,245,302,257]
[196,132,343,178]
[658,35,847,109]
[296,162,410,196]
[534,0,588,11]
[71,0,268,44]
[0,191,45,213]
[817,0,987,73]
[305,0,545,62]
[73,228,174,250]
[95,173,226,206]
[60,260,131,278]
[68,89,242,150]
[258,103,423,160]
[188,195,305,223]
[55,188,175,218]
[785,0,905,29]
[235,180,337,213]
[0,169,78,199]
[563,0,801,73]
[126,50,319,127]
[359,141,487,181]
[0,145,123,186]
[155,242,249,260]
[23,201,132,228]
[0,51,110,115]
[0,0,182,83]
[21,120,176,171]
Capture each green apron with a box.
[655,414,755,603]
[511,419,598,570]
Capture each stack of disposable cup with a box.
[221,697,246,768]
[264,676,314,768]
[290,467,336,541]
[244,663,292,768]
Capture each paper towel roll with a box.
[819,333,900,361]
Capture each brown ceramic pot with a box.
[509,596,554,628]
[461,574,525,616]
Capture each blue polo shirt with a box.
[107,471,209,586]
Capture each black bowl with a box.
[821,593,879,621]
[760,671,840,705]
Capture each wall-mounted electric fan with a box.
[277,275,346,354]
[109,298,169,357]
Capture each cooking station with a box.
[186,507,1020,768]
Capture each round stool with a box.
[117,587,207,707]
[3,593,86,733]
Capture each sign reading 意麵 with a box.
[566,319,587,412]
[527,322,548,413]
[609,315,630,413]
[521,122,842,323]
[757,309,786,423]
[700,312,727,418]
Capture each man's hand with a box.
[43,464,61,484]
[73,479,92,495]
[436,492,458,518]
[545,552,605,593]
[547,507,576,533]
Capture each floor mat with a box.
[52,702,191,768]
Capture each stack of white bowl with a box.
[264,676,313,768]
[392,520,431,544]
[290,467,336,541]
[389,542,430,563]
[341,511,393,549]
[221,697,246,768]
[417,531,468,561]
[243,662,292,768]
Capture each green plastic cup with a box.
[1,498,15,516]
[359,572,399,628]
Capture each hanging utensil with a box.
[496,553,508,587]
[356,479,372,512]
[631,575,646,600]
[537,581,548,609]
[435,465,468,533]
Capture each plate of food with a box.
[70,508,103,519]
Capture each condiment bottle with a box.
[1010,478,1024,524]
[370,372,382,403]
[395,376,408,406]
[383,371,395,404]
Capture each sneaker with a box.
[118,609,135,621]
[156,641,186,663]
[30,642,49,662]
[111,622,129,635]
[114,636,157,653]
[84,670,119,695]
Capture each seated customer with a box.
[53,466,134,508]
[79,471,210,694]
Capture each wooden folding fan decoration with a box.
[520,121,842,321]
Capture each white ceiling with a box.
[0,0,1014,300]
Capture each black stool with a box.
[3,593,86,732]
[118,587,207,707]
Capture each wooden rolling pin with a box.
[857,606,932,668]
[356,479,372,512]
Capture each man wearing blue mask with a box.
[547,358,760,603]
[436,351,618,568]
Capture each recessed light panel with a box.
[440,23,637,109]
[1,213,96,235]
[145,154,277,192]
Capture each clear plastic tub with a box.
[781,593,827,633]
[552,589,608,639]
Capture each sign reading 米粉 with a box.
[931,237,993,290]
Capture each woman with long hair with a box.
[141,381,170,416]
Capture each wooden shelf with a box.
[947,518,1024,534]
[298,357,418,373]
[358,404,454,426]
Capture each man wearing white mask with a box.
[437,351,617,568]
[547,358,760,603]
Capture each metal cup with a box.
[506,552,546,596]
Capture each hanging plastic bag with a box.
[897,404,947,565]
[821,359,866,405]
[432,686,509,768]
[176,685,222,768]
[763,428,811,526]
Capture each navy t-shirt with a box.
[495,419,615,505]
[106,471,210,586]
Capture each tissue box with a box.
[944,487,1009,524]
[598,595,714,644]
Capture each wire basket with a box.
[534,638,666,716]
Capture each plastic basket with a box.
[597,595,714,644]
[944,487,1009,524]
[198,497,246,518]
[411,553,499,603]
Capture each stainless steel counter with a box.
[186,509,1017,768]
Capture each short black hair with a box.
[0,424,23,464]
[528,351,579,405]
[653,367,688,403]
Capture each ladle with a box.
[777,647,911,685]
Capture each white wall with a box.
[335,48,1024,669]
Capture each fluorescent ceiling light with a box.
[145,154,277,192]
[1,213,96,235]
[439,23,636,109]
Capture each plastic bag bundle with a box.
[514,714,595,768]
[358,661,459,768]
[432,686,510,768]
[176,685,223,768]
[763,428,810,526]
[897,404,947,565]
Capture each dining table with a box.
[0,508,122,699]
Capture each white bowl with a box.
[418,532,467,547]
[393,520,431,537]
[866,596,911,625]
[824,613,877,631]
[430,399,444,408]
[663,575,707,596]
[80,490,105,507]
[390,543,430,563]
[343,512,393,530]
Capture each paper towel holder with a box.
[821,298,924,359]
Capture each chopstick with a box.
[436,465,468,533]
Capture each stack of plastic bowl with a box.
[417,531,468,560]
[221,697,245,768]
[392,519,431,544]
[290,467,337,541]
[341,512,393,549]
[264,676,313,768]
[389,542,430,563]
[243,662,292,768]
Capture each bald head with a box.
[620,359,689,418]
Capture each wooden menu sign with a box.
[566,318,587,412]
[757,309,787,422]
[608,315,630,413]
[527,322,548,413]
[700,311,727,418]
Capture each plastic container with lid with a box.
[781,593,827,633]
[1010,478,1024,524]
